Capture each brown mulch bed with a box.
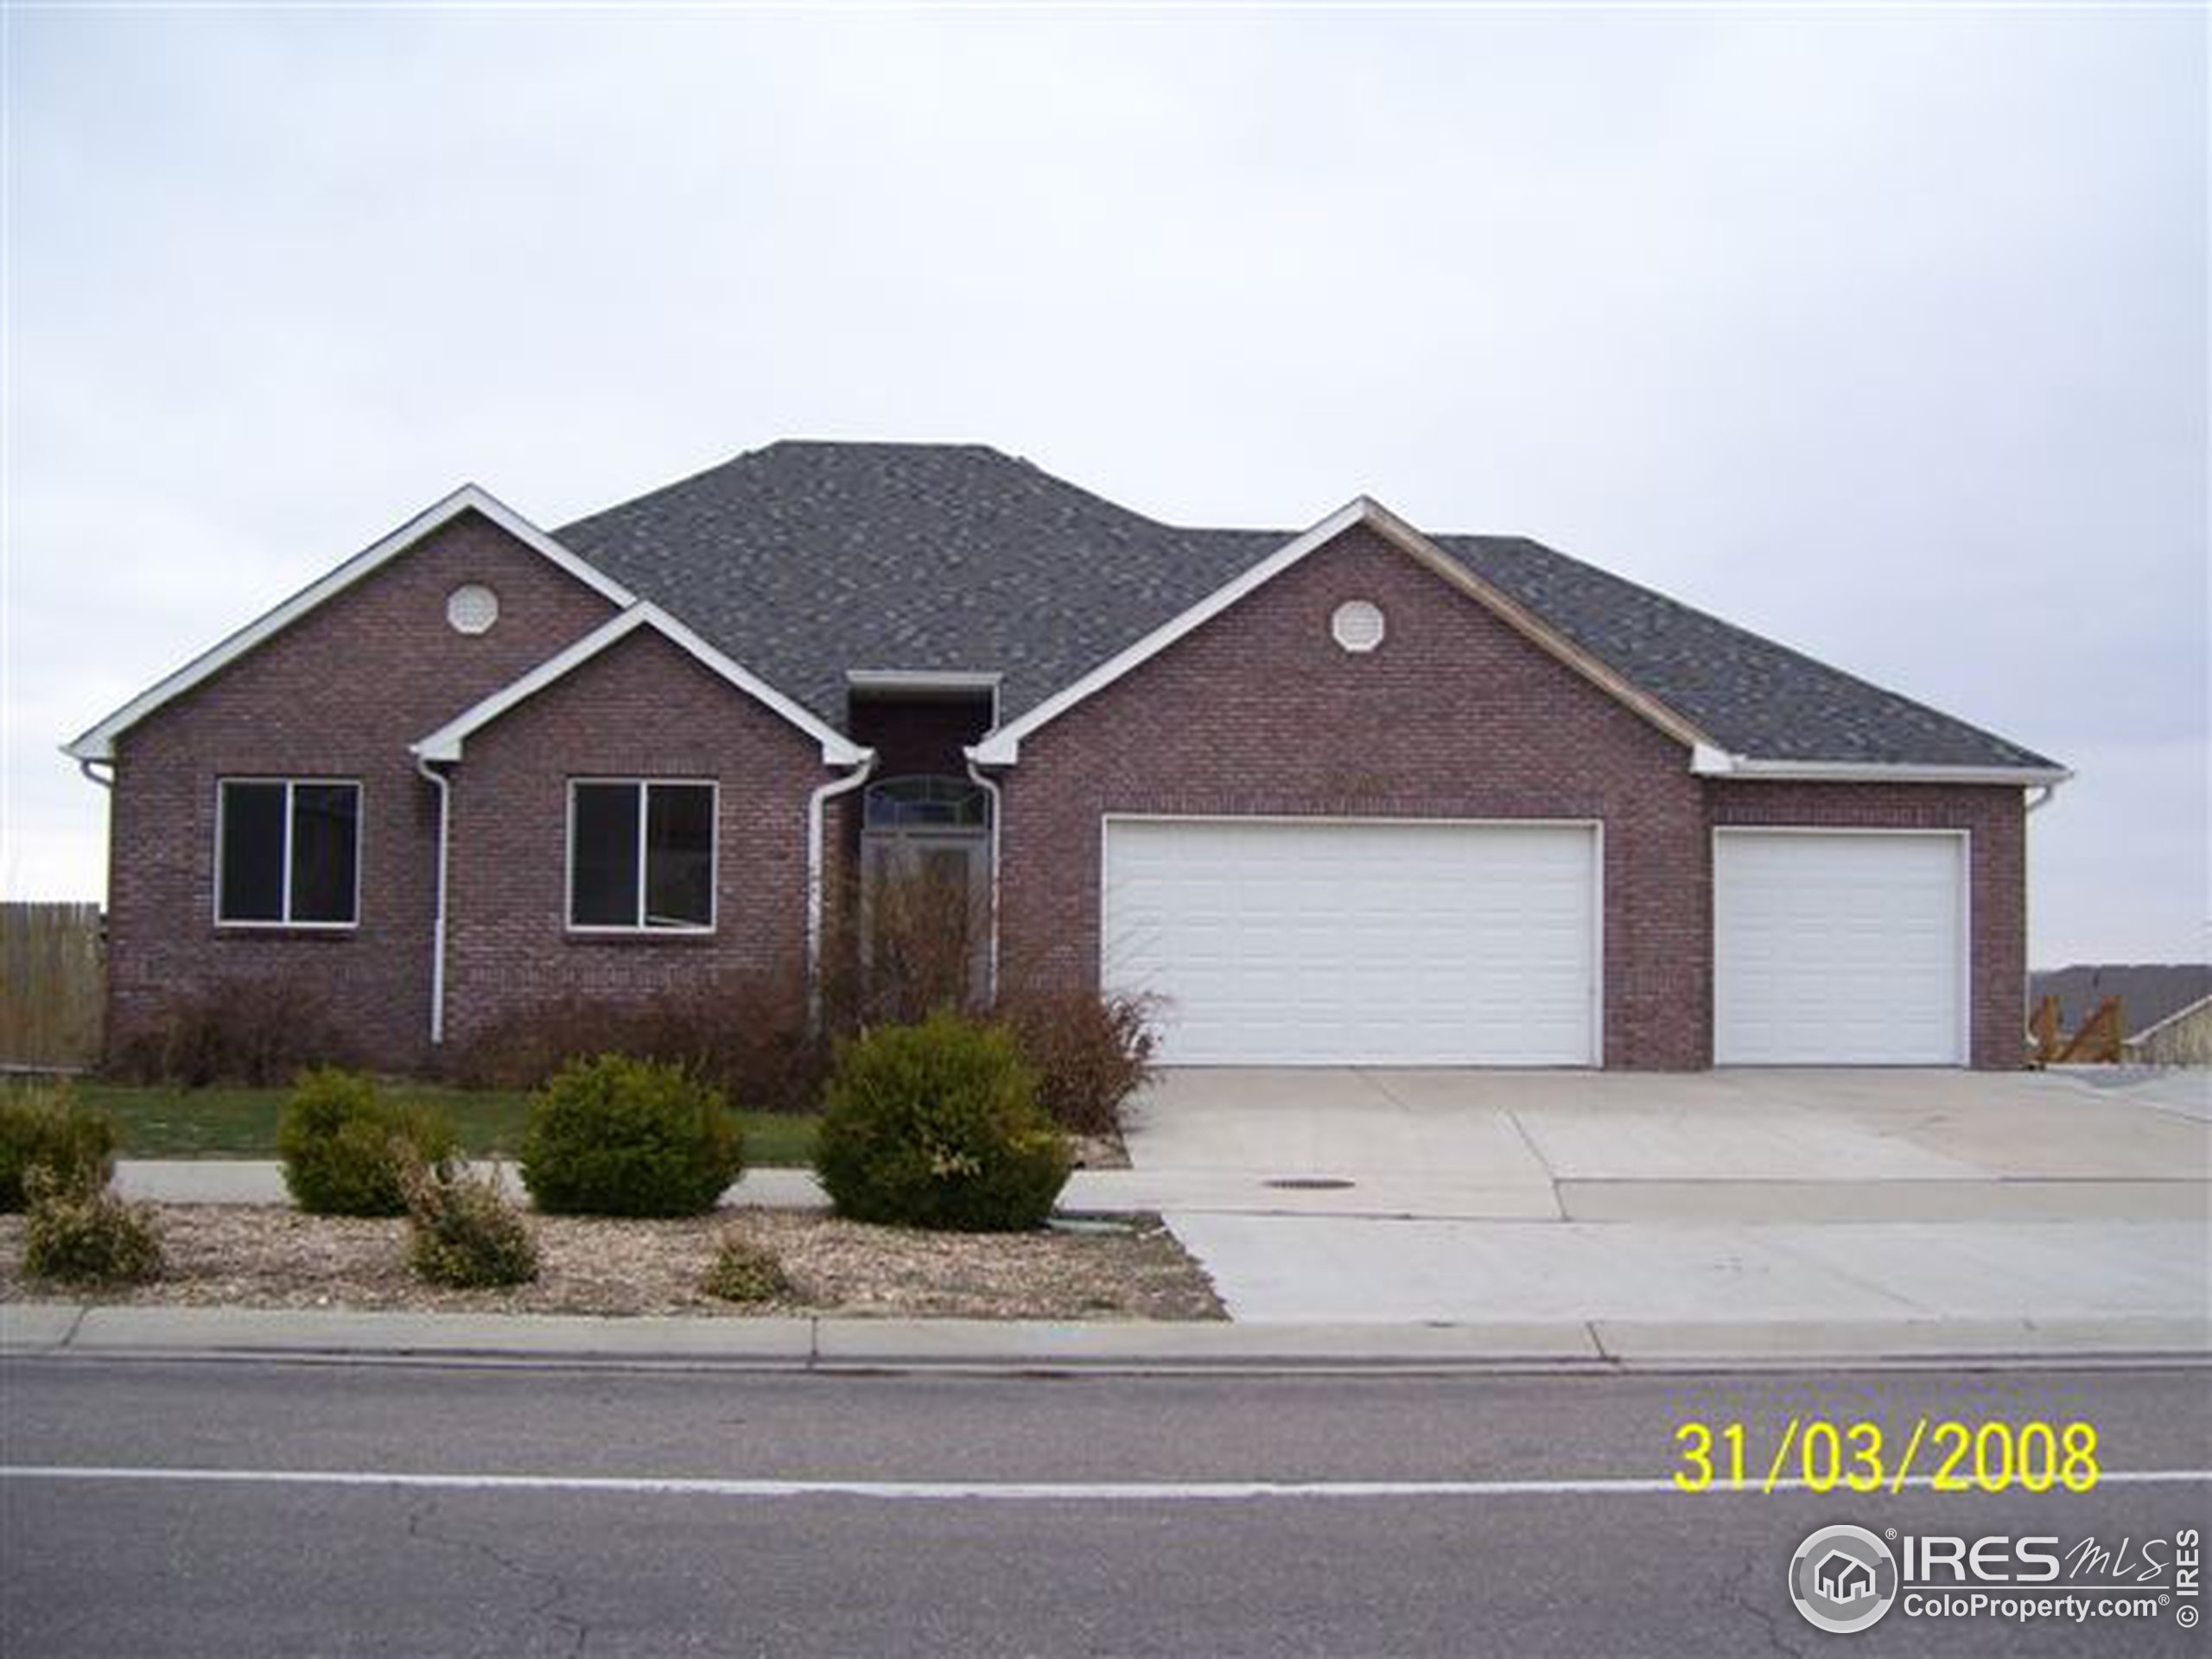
[0,1205,1222,1321]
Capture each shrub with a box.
[815,1012,1071,1232]
[0,1088,118,1212]
[826,868,990,1028]
[109,978,353,1087]
[399,1156,538,1289]
[700,1231,791,1304]
[995,992,1160,1137]
[22,1166,162,1287]
[450,972,830,1116]
[519,1055,745,1217]
[278,1069,460,1217]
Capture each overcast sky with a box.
[3,3,2204,969]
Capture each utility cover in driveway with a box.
[1102,817,1599,1066]
[1714,830,1967,1065]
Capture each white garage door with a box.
[1713,830,1967,1065]
[1101,817,1599,1066]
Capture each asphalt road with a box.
[2,1358,2205,1656]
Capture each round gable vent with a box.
[446,583,499,635]
[1331,599,1386,654]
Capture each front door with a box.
[859,776,993,1014]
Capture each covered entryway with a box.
[1101,817,1600,1066]
[1713,829,1967,1065]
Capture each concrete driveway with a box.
[1111,1067,2212,1340]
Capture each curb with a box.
[3,1303,2206,1374]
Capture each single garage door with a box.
[1713,830,1967,1065]
[1101,817,1599,1066]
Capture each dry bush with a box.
[399,1155,538,1289]
[23,1164,162,1287]
[109,978,353,1086]
[995,992,1161,1137]
[0,1086,118,1212]
[450,970,826,1116]
[817,866,990,1030]
[700,1231,791,1303]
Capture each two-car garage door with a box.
[1102,818,1599,1065]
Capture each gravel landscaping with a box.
[0,1205,1223,1320]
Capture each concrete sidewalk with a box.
[113,1160,831,1209]
[107,1160,1282,1217]
[110,1159,1583,1220]
[5,1300,2206,1370]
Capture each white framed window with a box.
[215,779,362,927]
[567,779,717,932]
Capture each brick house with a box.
[66,442,2067,1071]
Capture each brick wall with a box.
[992,524,2031,1070]
[994,524,1713,1069]
[441,627,830,1046]
[849,696,992,778]
[105,512,618,1068]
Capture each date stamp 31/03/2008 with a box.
[1672,1416,2101,1496]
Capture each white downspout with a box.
[807,750,877,1017]
[963,748,1004,1007]
[414,754,452,1048]
[75,759,114,791]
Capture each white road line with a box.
[2,1466,2207,1500]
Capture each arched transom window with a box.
[863,775,991,830]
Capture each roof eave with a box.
[411,601,870,770]
[1692,750,2074,787]
[65,484,635,765]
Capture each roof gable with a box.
[968,497,1715,765]
[411,602,868,767]
[65,485,635,763]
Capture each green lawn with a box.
[42,1081,819,1166]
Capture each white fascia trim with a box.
[412,601,869,767]
[969,496,1716,766]
[846,670,1004,694]
[63,485,636,762]
[1692,751,2074,787]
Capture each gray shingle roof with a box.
[556,440,2057,771]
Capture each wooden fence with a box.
[0,903,105,1072]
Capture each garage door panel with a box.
[1714,831,1964,1065]
[1103,818,1598,1066]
